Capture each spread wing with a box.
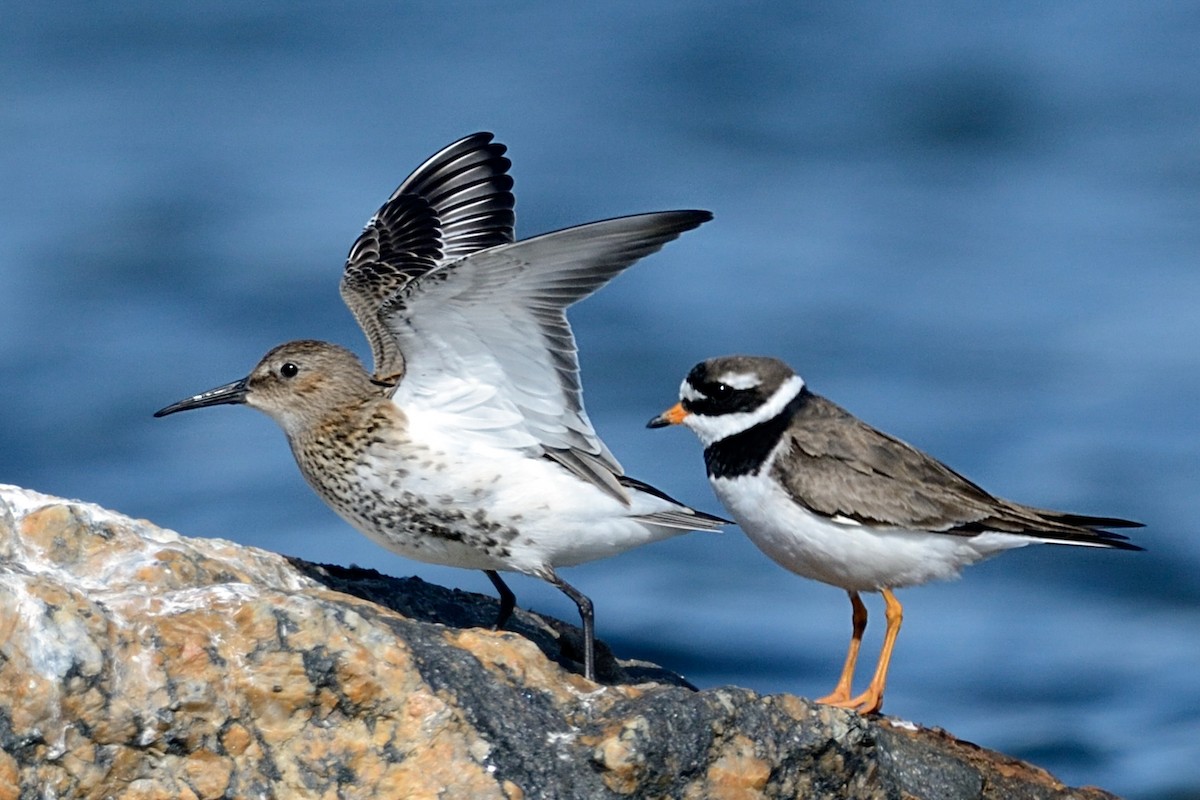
[774,392,1142,548]
[382,210,712,502]
[341,132,515,380]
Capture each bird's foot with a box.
[815,687,851,705]
[819,687,883,715]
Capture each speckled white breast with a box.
[298,403,698,576]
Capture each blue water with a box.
[4,3,1198,796]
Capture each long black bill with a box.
[154,377,249,417]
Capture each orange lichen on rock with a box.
[0,486,1121,799]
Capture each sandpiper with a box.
[649,354,1141,713]
[156,133,726,681]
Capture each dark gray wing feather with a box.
[341,132,514,380]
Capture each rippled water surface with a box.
[4,4,1198,797]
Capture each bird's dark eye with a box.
[711,383,733,399]
[280,362,300,379]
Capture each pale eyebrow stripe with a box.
[717,372,760,390]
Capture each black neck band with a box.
[703,388,809,479]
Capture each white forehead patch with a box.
[681,379,703,402]
[716,371,761,390]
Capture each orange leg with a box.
[840,588,903,715]
[815,591,868,705]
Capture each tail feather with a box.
[1031,508,1145,551]
[1028,528,1144,551]
[1041,511,1144,530]
[954,503,1145,551]
[619,475,730,530]
[1020,509,1144,551]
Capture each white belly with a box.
[312,415,693,576]
[711,474,1032,592]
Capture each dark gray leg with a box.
[544,569,595,681]
[484,569,516,631]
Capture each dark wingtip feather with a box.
[617,475,732,527]
[1103,539,1146,552]
[1041,521,1146,551]
[666,209,714,229]
[1052,512,1144,530]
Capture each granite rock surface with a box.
[0,485,1118,799]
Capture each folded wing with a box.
[775,392,1142,548]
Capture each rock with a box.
[0,485,1119,800]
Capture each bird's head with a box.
[647,355,804,446]
[155,340,380,438]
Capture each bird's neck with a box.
[288,399,401,478]
[703,388,809,479]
